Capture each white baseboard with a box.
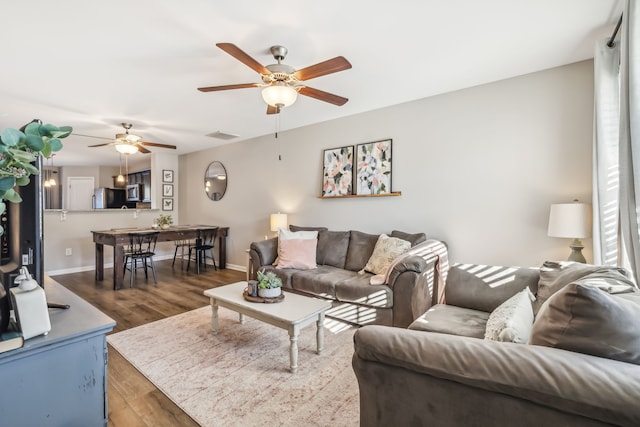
[46,256,246,277]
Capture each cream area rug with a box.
[107,306,359,427]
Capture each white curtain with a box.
[593,37,620,266]
[594,0,640,283]
[619,1,640,282]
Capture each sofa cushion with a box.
[288,225,328,233]
[289,266,358,298]
[534,261,632,314]
[316,230,350,268]
[275,238,317,270]
[530,280,640,365]
[484,287,535,343]
[344,231,379,272]
[445,264,540,313]
[409,304,489,339]
[361,234,411,275]
[390,230,427,247]
[335,274,393,308]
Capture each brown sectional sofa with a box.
[249,226,445,327]
[352,262,640,426]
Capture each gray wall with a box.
[179,60,594,269]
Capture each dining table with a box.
[92,225,229,290]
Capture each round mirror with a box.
[204,161,227,201]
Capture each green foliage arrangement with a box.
[0,122,72,234]
[157,214,173,226]
[257,270,283,289]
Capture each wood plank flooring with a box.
[52,259,246,427]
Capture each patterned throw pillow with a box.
[361,234,411,275]
[484,288,535,343]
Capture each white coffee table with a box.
[203,281,332,373]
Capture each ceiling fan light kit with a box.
[115,142,138,155]
[198,43,351,114]
[262,83,298,108]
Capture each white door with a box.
[66,177,95,210]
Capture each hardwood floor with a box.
[52,259,246,427]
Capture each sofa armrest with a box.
[353,326,640,427]
[248,238,278,279]
[386,255,435,327]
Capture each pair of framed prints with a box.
[321,139,392,198]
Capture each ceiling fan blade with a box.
[216,43,270,75]
[294,56,352,81]
[74,133,112,140]
[197,83,260,92]
[299,86,349,106]
[266,105,279,115]
[137,145,151,154]
[140,142,177,149]
[88,143,113,148]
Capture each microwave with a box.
[126,184,143,202]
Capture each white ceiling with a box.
[0,0,623,166]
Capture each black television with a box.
[0,123,44,333]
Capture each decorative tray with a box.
[243,290,285,303]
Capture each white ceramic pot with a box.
[258,287,281,298]
[160,224,170,230]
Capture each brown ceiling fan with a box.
[198,43,352,114]
[82,123,177,154]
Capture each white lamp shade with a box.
[548,202,592,239]
[115,143,138,155]
[270,213,288,232]
[262,84,298,108]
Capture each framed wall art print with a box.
[321,145,354,197]
[355,139,392,195]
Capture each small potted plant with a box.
[257,270,283,298]
[157,214,173,230]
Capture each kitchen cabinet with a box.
[127,169,151,202]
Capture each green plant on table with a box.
[157,214,173,226]
[0,122,72,235]
[257,270,283,289]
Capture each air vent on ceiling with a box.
[206,131,239,140]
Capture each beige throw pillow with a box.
[361,234,411,275]
[484,288,535,343]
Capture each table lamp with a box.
[547,200,592,263]
[270,212,288,235]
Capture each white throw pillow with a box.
[484,288,535,343]
[278,228,318,241]
[361,234,411,275]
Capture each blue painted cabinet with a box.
[0,278,115,426]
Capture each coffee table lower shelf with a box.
[204,282,332,373]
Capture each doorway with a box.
[66,177,95,210]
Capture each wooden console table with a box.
[92,225,229,290]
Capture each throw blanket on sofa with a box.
[371,239,449,304]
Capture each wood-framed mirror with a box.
[204,161,227,201]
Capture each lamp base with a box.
[567,238,586,263]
